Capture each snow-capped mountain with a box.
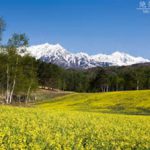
[19,43,150,69]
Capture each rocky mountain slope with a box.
[19,43,150,69]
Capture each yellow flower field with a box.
[0,107,150,149]
[0,90,150,149]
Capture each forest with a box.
[37,62,150,92]
[0,17,150,104]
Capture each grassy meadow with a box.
[38,90,150,115]
[0,90,150,149]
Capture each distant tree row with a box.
[37,62,150,92]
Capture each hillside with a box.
[37,90,150,115]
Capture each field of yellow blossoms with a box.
[0,105,150,149]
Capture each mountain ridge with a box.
[19,43,150,69]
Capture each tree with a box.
[89,68,109,92]
[5,46,18,103]
[18,55,38,103]
[37,61,62,89]
[5,33,30,103]
[0,53,7,97]
[0,17,6,42]
[8,33,29,47]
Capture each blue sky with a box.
[0,0,150,58]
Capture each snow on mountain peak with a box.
[110,51,150,66]
[75,52,90,58]
[111,51,126,56]
[22,43,150,69]
[29,43,67,52]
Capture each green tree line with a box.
[37,62,150,92]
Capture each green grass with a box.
[0,90,150,149]
[37,90,150,115]
[33,89,72,102]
